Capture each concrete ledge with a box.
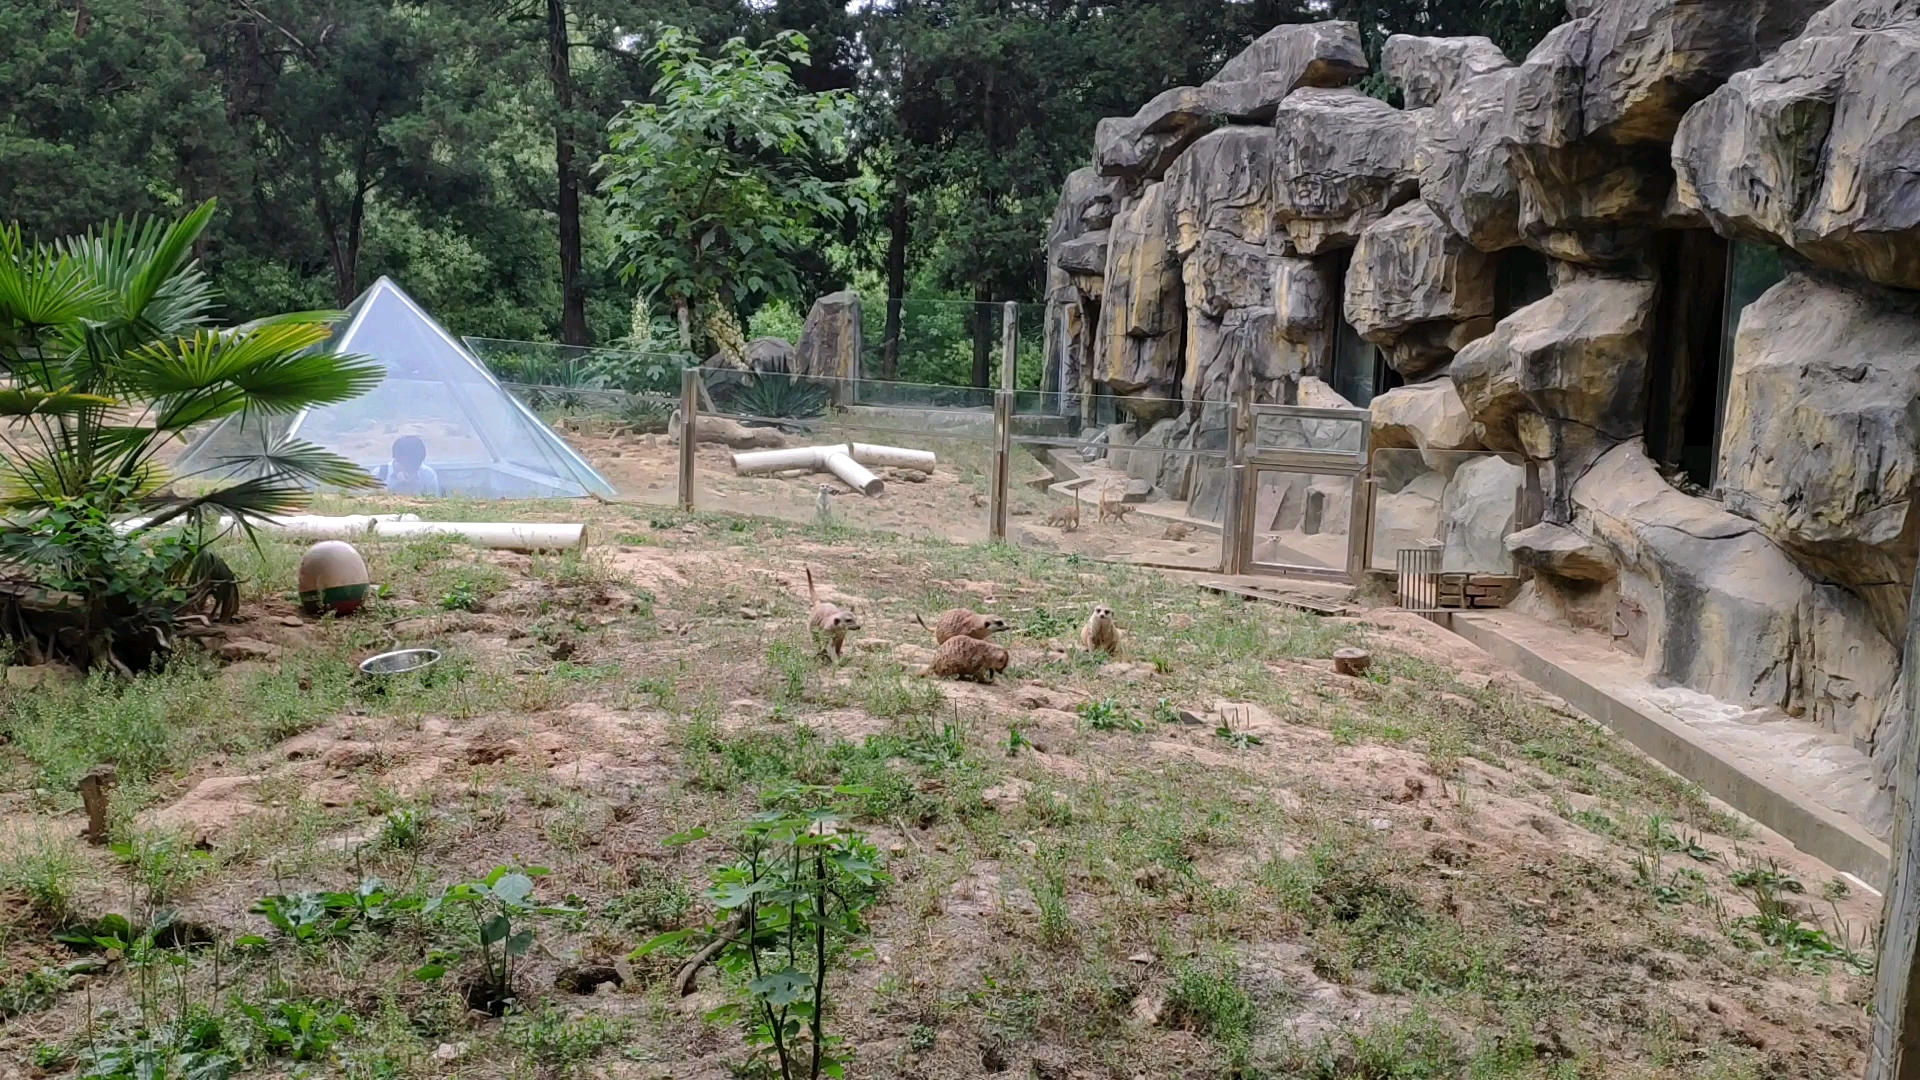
[1446,611,1892,890]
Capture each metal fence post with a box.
[678,365,698,512]
[989,301,1016,541]
[1218,368,1254,575]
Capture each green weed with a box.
[0,823,88,925]
[506,1005,629,1076]
[1165,956,1254,1068]
[1077,698,1141,733]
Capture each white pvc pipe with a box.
[116,512,584,550]
[821,452,883,496]
[847,443,936,471]
[269,518,587,551]
[732,442,936,475]
[732,445,837,473]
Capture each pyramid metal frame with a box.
[177,277,615,499]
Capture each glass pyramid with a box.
[175,278,616,500]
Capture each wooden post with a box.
[678,366,698,512]
[1869,575,1920,1079]
[77,764,117,845]
[989,302,1016,541]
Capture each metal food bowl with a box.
[358,648,442,676]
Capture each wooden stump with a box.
[77,764,117,845]
[1333,647,1371,677]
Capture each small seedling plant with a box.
[1077,699,1141,733]
[244,877,421,946]
[414,866,575,1013]
[638,789,886,1080]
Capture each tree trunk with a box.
[881,184,909,381]
[969,281,993,388]
[309,152,359,307]
[547,0,590,346]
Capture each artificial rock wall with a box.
[1042,0,1920,804]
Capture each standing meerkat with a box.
[921,636,1011,683]
[1045,487,1081,532]
[1080,603,1120,655]
[805,567,860,661]
[915,608,1010,645]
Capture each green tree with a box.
[0,201,379,670]
[599,27,872,363]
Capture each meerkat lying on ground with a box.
[915,608,1011,645]
[805,567,860,661]
[921,635,1011,683]
[1162,521,1192,541]
[1080,603,1120,655]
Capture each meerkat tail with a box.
[915,613,930,632]
[805,566,816,603]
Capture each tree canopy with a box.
[1,0,1566,370]
[600,28,870,363]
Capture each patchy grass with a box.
[0,498,1880,1079]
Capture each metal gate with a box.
[1224,403,1372,582]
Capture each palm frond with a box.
[121,324,379,428]
[231,308,345,332]
[59,201,219,339]
[224,348,384,414]
[0,227,113,343]
[135,474,317,534]
[120,321,333,397]
[223,435,378,491]
[0,387,118,417]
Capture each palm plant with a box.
[0,200,380,671]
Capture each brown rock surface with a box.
[1344,200,1497,380]
[1717,271,1920,643]
[1271,89,1422,255]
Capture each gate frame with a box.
[1222,400,1373,582]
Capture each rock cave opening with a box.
[1326,249,1404,408]
[1644,230,1731,492]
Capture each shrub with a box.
[0,203,380,670]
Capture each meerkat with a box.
[1080,603,1121,655]
[920,635,1011,683]
[1097,484,1135,526]
[1162,521,1192,541]
[804,567,860,661]
[1044,487,1081,532]
[915,608,1011,645]
[815,484,833,527]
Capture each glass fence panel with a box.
[1249,470,1357,573]
[1009,393,1228,570]
[693,370,993,540]
[1252,409,1366,456]
[1369,449,1527,574]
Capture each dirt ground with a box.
[0,487,1884,1080]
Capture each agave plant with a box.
[0,200,380,671]
[718,373,830,424]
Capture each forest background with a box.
[2,0,1562,385]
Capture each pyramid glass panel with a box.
[175,278,615,500]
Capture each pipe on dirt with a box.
[124,513,586,552]
[266,518,587,551]
[732,442,935,475]
[820,451,883,497]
